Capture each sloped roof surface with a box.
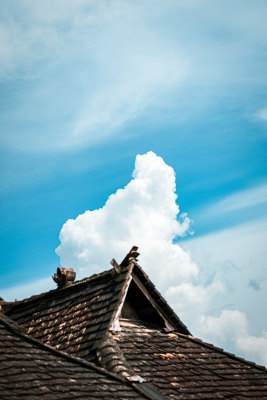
[0,314,146,400]
[4,268,129,361]
[112,319,267,400]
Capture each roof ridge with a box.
[2,267,114,312]
[177,332,267,372]
[107,262,134,331]
[3,246,141,309]
[96,332,132,377]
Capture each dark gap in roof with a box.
[121,280,165,329]
[135,382,169,400]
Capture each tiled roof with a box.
[2,247,267,399]
[4,267,131,362]
[0,313,147,400]
[4,254,189,364]
[112,319,267,399]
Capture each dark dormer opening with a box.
[121,279,166,329]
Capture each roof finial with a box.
[120,246,139,267]
[110,246,139,276]
[53,267,76,289]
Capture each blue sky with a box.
[0,1,267,365]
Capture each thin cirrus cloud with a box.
[194,182,267,223]
[0,277,55,302]
[256,107,267,121]
[0,0,186,152]
[1,1,267,152]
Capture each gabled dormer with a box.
[109,246,190,335]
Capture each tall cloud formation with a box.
[56,151,197,289]
[56,152,267,366]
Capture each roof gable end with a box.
[109,247,190,335]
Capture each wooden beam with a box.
[131,274,175,332]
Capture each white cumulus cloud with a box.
[166,280,225,319]
[200,310,267,366]
[56,151,197,289]
[55,151,267,366]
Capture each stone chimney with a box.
[53,267,76,289]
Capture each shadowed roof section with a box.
[0,313,147,400]
[130,262,190,335]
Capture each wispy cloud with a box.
[0,1,186,152]
[195,183,267,222]
[255,106,267,121]
[0,277,55,301]
[1,1,267,152]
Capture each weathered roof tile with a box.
[4,268,128,361]
[2,247,267,399]
[112,319,267,399]
[0,314,148,400]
